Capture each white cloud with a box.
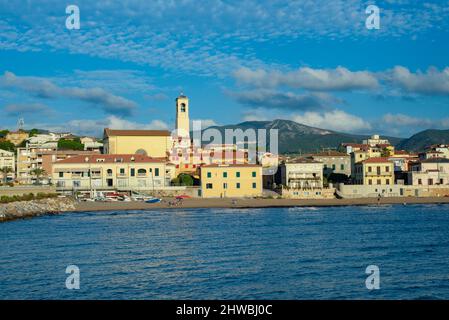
[29,116,170,137]
[234,66,379,91]
[1,71,137,116]
[241,108,371,133]
[3,103,54,117]
[292,110,371,132]
[229,89,334,111]
[386,66,449,95]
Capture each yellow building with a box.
[200,164,262,198]
[52,154,176,191]
[103,129,172,158]
[354,157,394,185]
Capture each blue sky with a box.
[1,0,449,138]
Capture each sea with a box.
[1,204,449,299]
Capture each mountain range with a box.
[202,119,448,154]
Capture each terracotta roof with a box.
[286,158,321,164]
[310,151,349,157]
[341,143,366,148]
[55,154,167,164]
[104,128,171,137]
[421,158,449,163]
[361,157,392,164]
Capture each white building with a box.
[408,158,449,186]
[280,159,323,189]
[362,134,390,147]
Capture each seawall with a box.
[0,197,76,222]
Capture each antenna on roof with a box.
[17,118,25,131]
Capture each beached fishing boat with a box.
[145,198,161,204]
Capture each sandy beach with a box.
[74,196,449,212]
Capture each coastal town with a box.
[1,94,449,209]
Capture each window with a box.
[107,169,113,176]
[252,182,257,189]
[223,172,227,178]
[137,169,146,176]
[180,103,186,112]
[155,168,160,177]
[59,172,64,178]
[386,166,390,172]
[252,171,256,177]
[206,183,213,189]
[386,179,390,185]
[130,168,135,177]
[377,179,381,185]
[223,183,228,189]
[418,179,422,185]
[120,168,125,175]
[57,181,65,187]
[73,181,81,188]
[440,179,444,185]
[207,172,212,178]
[368,166,372,173]
[428,179,433,185]
[332,164,336,170]
[236,183,240,189]
[236,172,240,178]
[368,179,372,185]
[340,164,345,170]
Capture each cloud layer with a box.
[1,71,137,116]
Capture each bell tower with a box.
[175,93,190,139]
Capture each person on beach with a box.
[377,194,381,205]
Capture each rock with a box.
[0,198,76,222]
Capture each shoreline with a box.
[74,197,449,212]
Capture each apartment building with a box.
[408,158,449,186]
[354,157,395,185]
[52,154,176,191]
[280,159,324,189]
[309,151,351,176]
[200,164,262,198]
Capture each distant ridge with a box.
[396,129,449,152]
[202,119,403,154]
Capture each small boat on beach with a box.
[145,198,162,204]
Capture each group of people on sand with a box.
[167,198,184,207]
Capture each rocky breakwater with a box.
[0,197,76,222]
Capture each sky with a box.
[1,0,449,138]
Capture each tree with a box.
[0,140,15,152]
[0,166,13,184]
[58,139,84,150]
[28,128,39,137]
[30,168,46,185]
[0,130,9,138]
[172,173,194,186]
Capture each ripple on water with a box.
[1,204,449,299]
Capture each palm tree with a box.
[30,168,46,185]
[0,166,13,184]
